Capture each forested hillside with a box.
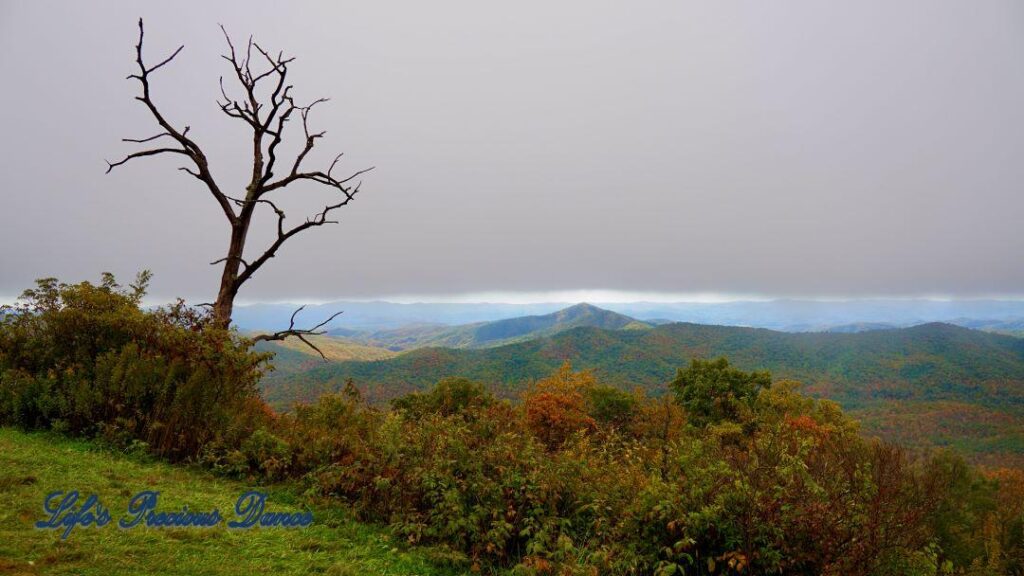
[263,321,1024,466]
[265,321,1024,406]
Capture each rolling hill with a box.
[261,320,1024,465]
[264,321,1024,406]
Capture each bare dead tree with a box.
[107,19,370,347]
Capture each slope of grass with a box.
[0,428,467,576]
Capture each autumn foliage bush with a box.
[263,363,1022,575]
[523,362,597,449]
[0,274,269,460]
[297,364,1024,574]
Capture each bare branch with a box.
[262,161,375,195]
[260,89,296,184]
[122,132,174,144]
[110,18,237,225]
[234,180,365,290]
[225,194,287,237]
[106,147,189,173]
[209,255,250,269]
[270,98,328,184]
[146,45,184,75]
[295,334,323,358]
[251,306,344,360]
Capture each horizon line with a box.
[5,289,1024,308]
[231,289,1024,307]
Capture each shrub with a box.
[523,362,596,450]
[0,274,269,460]
[586,384,637,427]
[390,377,495,418]
[287,390,383,478]
[241,427,293,480]
[669,357,771,426]
[279,366,997,574]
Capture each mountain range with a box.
[234,298,1024,334]
[264,319,1024,408]
[258,304,1024,467]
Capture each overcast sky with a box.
[1,0,1022,303]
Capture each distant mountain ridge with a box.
[232,298,1024,335]
[328,303,648,350]
[265,320,1024,407]
[472,303,647,342]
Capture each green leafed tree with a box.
[669,357,771,426]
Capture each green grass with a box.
[0,428,469,576]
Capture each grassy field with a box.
[0,428,468,576]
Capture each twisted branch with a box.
[106,19,236,224]
[251,305,344,360]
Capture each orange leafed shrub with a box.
[524,362,597,450]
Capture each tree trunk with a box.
[212,220,249,328]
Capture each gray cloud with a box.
[1,0,1022,302]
